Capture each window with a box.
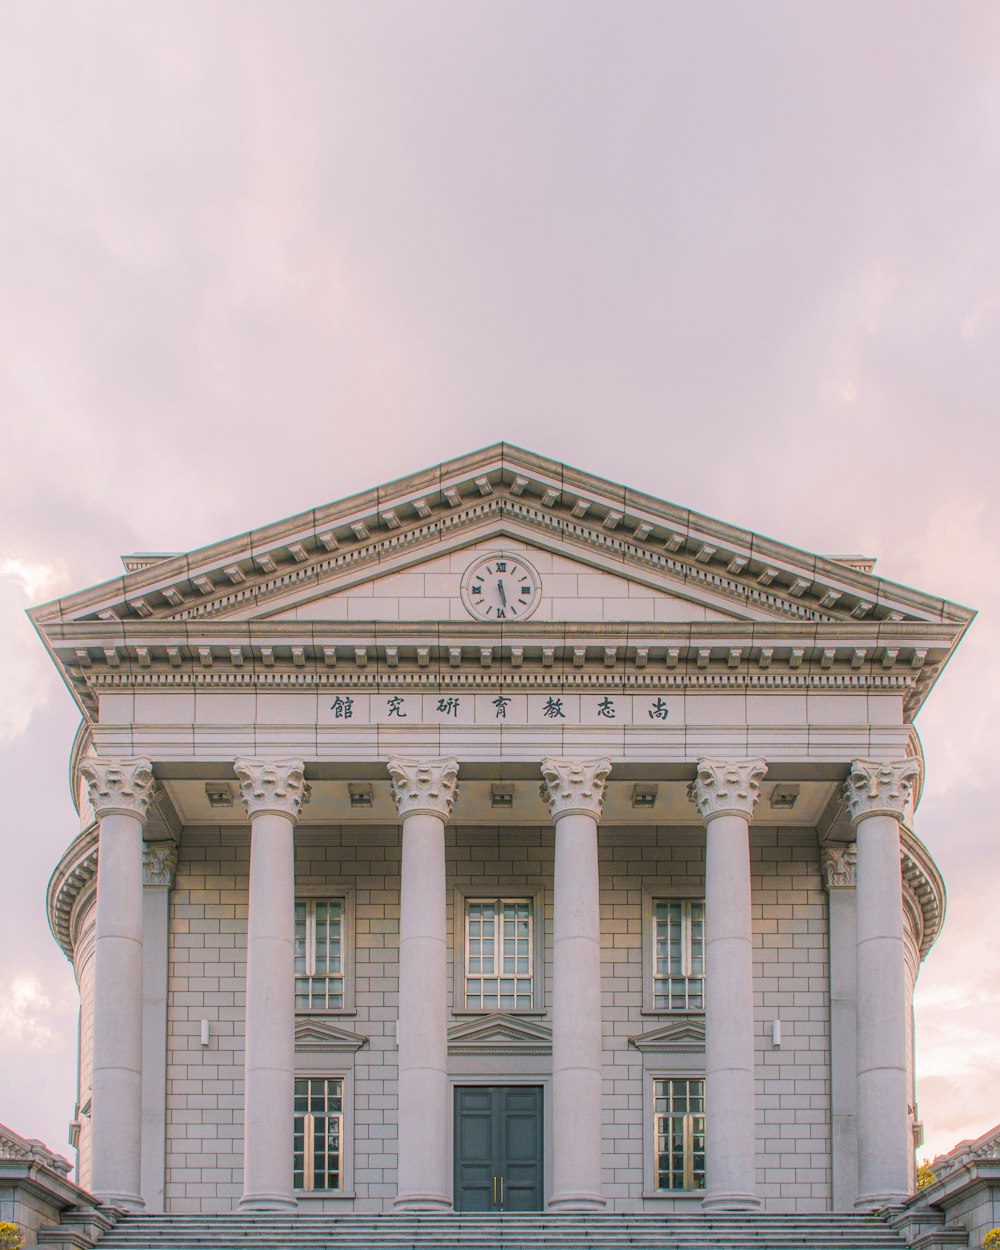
[464,898,533,1011]
[293,1077,342,1192]
[654,1077,705,1191]
[294,899,345,1011]
[652,900,704,1011]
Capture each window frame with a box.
[651,1074,706,1193]
[294,887,355,1016]
[641,884,706,1016]
[293,1074,346,1195]
[452,885,545,1016]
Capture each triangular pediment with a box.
[294,1019,368,1054]
[629,1018,706,1054]
[29,444,973,722]
[448,1013,553,1055]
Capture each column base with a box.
[855,1193,908,1212]
[393,1193,452,1211]
[702,1192,761,1211]
[548,1191,606,1211]
[94,1192,144,1212]
[239,1192,298,1211]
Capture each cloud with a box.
[0,974,67,1051]
[0,558,71,744]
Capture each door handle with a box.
[500,1175,505,1208]
[492,1175,497,1206]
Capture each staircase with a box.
[85,1211,911,1250]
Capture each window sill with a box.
[294,1009,358,1018]
[451,1010,547,1018]
[295,1191,355,1200]
[639,1009,705,1018]
[642,1190,705,1200]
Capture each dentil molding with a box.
[233,757,309,821]
[79,756,156,821]
[690,757,768,822]
[843,758,920,823]
[540,757,612,821]
[387,756,459,821]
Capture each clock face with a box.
[460,552,542,621]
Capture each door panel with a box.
[454,1085,543,1211]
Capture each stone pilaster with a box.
[692,756,767,1211]
[388,757,458,1210]
[541,757,611,1211]
[141,841,177,1210]
[822,843,859,1210]
[234,758,307,1210]
[79,756,154,1210]
[844,759,919,1209]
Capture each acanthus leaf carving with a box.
[387,756,459,821]
[843,758,920,824]
[142,841,178,888]
[821,844,857,890]
[79,756,155,822]
[233,757,309,821]
[690,757,768,822]
[540,757,612,821]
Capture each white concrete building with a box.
[33,445,971,1218]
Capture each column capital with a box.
[388,757,459,821]
[234,758,308,821]
[821,844,857,890]
[843,758,919,824]
[143,841,178,888]
[80,756,155,822]
[540,757,612,822]
[690,757,767,823]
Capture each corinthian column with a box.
[388,757,459,1210]
[691,757,767,1211]
[541,756,611,1211]
[844,758,920,1209]
[234,758,308,1210]
[80,755,156,1209]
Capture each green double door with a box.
[454,1085,544,1211]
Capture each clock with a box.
[460,552,542,621]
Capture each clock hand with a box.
[498,579,507,607]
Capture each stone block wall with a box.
[162,822,830,1212]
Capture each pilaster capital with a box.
[233,757,308,822]
[690,757,768,823]
[843,758,920,825]
[821,844,857,891]
[387,756,459,821]
[79,756,155,822]
[540,757,612,822]
[143,841,178,888]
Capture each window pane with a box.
[465,898,533,1010]
[293,1079,343,1192]
[654,1079,705,1191]
[295,899,346,1012]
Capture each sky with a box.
[1,0,998,1170]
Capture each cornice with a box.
[43,621,949,721]
[900,825,946,961]
[47,824,99,961]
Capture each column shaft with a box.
[703,811,759,1210]
[395,811,450,1209]
[91,811,146,1208]
[855,812,909,1207]
[550,810,605,1210]
[141,876,172,1209]
[242,810,297,1209]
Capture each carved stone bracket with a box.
[690,757,768,822]
[540,757,612,821]
[387,756,459,821]
[821,845,857,890]
[79,756,155,822]
[233,757,309,821]
[843,758,920,824]
[142,841,178,888]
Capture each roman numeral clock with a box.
[460,552,542,620]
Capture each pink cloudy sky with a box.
[1,2,998,1167]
